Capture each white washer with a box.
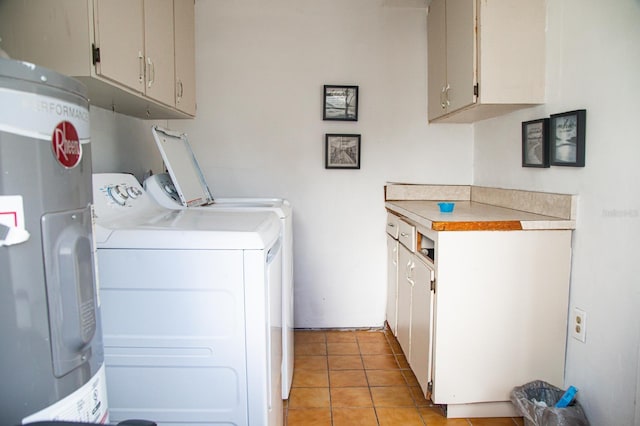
[93,173,283,426]
[143,125,295,398]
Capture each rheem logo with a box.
[52,121,82,168]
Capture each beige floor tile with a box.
[327,342,360,355]
[395,353,410,369]
[329,369,368,387]
[286,408,332,426]
[330,387,373,407]
[408,386,431,406]
[288,387,330,408]
[359,341,394,355]
[418,407,469,425]
[363,354,399,370]
[332,407,378,426]
[376,407,425,426]
[401,369,420,387]
[325,330,357,343]
[469,417,521,426]
[295,331,326,343]
[356,330,388,343]
[366,369,407,386]
[295,355,328,371]
[328,355,364,370]
[295,341,327,356]
[292,370,329,388]
[370,386,415,407]
[387,338,404,355]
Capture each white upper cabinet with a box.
[174,0,197,116]
[0,0,196,119]
[142,0,176,107]
[93,0,146,95]
[427,0,545,123]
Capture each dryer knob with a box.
[108,184,129,206]
[164,184,176,195]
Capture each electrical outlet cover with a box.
[571,307,587,343]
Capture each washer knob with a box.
[127,186,143,199]
[108,184,129,206]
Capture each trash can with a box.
[510,380,590,426]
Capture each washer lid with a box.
[96,209,281,250]
[151,126,214,207]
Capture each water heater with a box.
[0,58,108,424]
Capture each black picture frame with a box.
[325,134,361,169]
[323,85,358,121]
[522,118,549,168]
[549,109,586,167]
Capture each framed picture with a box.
[323,85,358,121]
[522,118,549,168]
[325,134,361,169]
[550,109,586,167]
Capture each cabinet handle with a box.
[176,79,184,100]
[387,223,395,227]
[400,232,408,237]
[444,84,451,107]
[147,57,155,88]
[138,51,144,84]
[406,261,415,286]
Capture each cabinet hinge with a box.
[92,44,101,65]
[428,381,433,393]
[430,278,436,292]
[473,83,479,97]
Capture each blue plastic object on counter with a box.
[555,385,578,408]
[437,202,455,213]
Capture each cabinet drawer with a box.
[398,219,416,252]
[386,213,400,238]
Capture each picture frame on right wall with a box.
[550,109,586,167]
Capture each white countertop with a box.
[386,200,576,231]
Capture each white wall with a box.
[90,107,165,181]
[169,0,472,328]
[473,1,640,424]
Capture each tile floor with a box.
[285,327,524,426]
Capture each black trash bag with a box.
[510,380,590,426]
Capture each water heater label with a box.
[52,121,82,168]
[0,87,89,143]
[21,364,109,424]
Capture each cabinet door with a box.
[94,0,145,93]
[396,244,413,359]
[409,257,435,398]
[427,0,447,121]
[174,0,196,115]
[386,236,399,335]
[144,0,175,106]
[445,0,476,113]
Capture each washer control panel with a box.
[93,173,162,224]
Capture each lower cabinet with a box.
[385,210,572,418]
[385,234,399,335]
[408,256,434,398]
[395,239,435,399]
[395,243,413,358]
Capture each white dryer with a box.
[93,173,283,426]
[143,125,295,398]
